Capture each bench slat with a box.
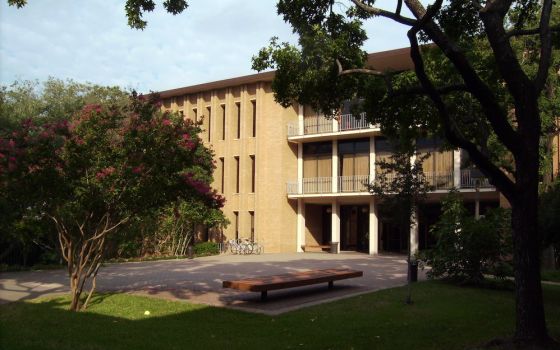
[222,268,363,292]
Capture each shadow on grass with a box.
[1,281,559,350]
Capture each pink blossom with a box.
[182,133,191,140]
[162,119,171,126]
[132,165,144,174]
[0,153,4,159]
[8,139,15,148]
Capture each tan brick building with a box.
[159,48,501,255]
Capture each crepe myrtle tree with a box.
[252,0,559,346]
[0,93,224,311]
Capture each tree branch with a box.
[534,0,554,93]
[506,23,560,38]
[350,0,417,26]
[405,3,516,201]
[336,58,385,76]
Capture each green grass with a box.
[542,270,560,283]
[1,281,559,350]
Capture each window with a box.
[176,96,184,108]
[251,100,256,137]
[233,211,239,240]
[219,157,224,193]
[193,108,198,123]
[250,155,255,193]
[339,138,370,192]
[206,106,211,142]
[234,156,240,193]
[235,102,241,139]
[417,138,453,188]
[303,142,332,178]
[221,104,226,140]
[249,211,255,242]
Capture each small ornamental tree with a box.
[0,93,224,311]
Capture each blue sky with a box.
[0,0,410,93]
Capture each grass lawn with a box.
[542,270,560,283]
[1,281,559,350]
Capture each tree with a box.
[0,79,129,267]
[7,0,189,30]
[253,0,559,346]
[0,93,224,311]
[369,138,431,304]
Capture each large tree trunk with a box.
[511,102,550,346]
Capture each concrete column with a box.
[370,136,376,184]
[331,201,340,253]
[453,149,461,188]
[298,104,304,136]
[332,116,339,132]
[297,143,303,194]
[410,207,419,255]
[297,199,305,252]
[369,197,379,255]
[332,140,338,193]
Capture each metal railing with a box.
[287,113,375,137]
[460,169,492,188]
[338,175,371,192]
[302,177,332,194]
[339,113,372,131]
[423,171,454,190]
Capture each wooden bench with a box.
[222,268,363,300]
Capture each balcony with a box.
[287,113,377,138]
[286,170,494,196]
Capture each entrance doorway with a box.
[340,205,369,252]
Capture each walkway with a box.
[0,253,424,315]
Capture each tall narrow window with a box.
[249,211,255,242]
[251,100,256,137]
[233,211,239,240]
[219,157,224,193]
[193,108,198,123]
[250,155,255,193]
[234,156,240,193]
[206,106,211,142]
[235,102,241,139]
[221,104,226,140]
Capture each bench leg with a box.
[261,291,268,301]
[328,281,334,289]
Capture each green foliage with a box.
[193,241,219,257]
[420,191,512,284]
[539,180,560,265]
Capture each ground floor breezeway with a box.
[295,190,502,255]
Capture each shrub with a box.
[419,190,512,284]
[194,242,220,257]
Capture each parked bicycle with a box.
[228,238,263,255]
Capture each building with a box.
[159,47,501,255]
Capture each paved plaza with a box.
[0,253,424,315]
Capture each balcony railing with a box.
[338,175,371,192]
[339,113,371,131]
[287,113,376,137]
[287,170,494,195]
[460,169,492,188]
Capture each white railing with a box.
[304,117,333,135]
[423,171,454,190]
[302,177,332,194]
[339,113,372,131]
[460,169,492,188]
[286,181,299,195]
[338,175,371,192]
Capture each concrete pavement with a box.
[0,252,423,315]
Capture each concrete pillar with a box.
[332,116,339,132]
[331,201,340,253]
[332,140,338,193]
[369,197,379,255]
[453,149,461,188]
[298,104,304,136]
[297,143,303,194]
[410,207,419,255]
[370,136,376,184]
[297,199,305,252]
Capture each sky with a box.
[0,0,411,93]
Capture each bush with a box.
[194,242,220,257]
[419,190,512,284]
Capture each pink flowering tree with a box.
[0,92,224,311]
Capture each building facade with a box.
[159,48,502,255]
